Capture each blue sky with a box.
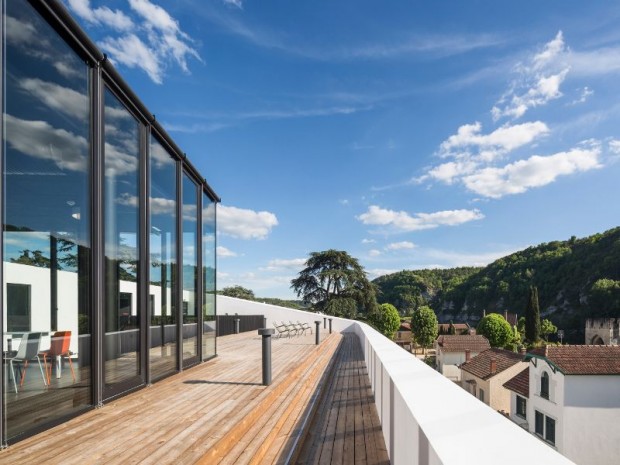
[65,0,620,298]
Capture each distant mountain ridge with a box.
[372,227,620,343]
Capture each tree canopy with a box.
[220,285,256,301]
[372,227,620,343]
[291,249,376,318]
[370,303,401,338]
[411,305,438,349]
[476,313,513,348]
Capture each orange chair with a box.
[40,331,76,384]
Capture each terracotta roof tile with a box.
[461,348,525,380]
[503,367,529,397]
[435,335,490,353]
[528,345,620,375]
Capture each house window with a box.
[516,396,527,418]
[535,410,544,436]
[545,416,556,444]
[478,388,485,402]
[540,371,549,399]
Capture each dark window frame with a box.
[516,395,527,419]
[535,410,544,436]
[540,371,550,399]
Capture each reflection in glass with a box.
[103,87,142,391]
[182,174,199,363]
[149,137,178,379]
[2,0,92,441]
[203,197,216,360]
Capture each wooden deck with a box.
[0,331,388,465]
[295,333,389,465]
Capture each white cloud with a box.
[361,238,376,244]
[368,249,382,257]
[386,241,416,251]
[19,78,89,120]
[67,0,200,84]
[439,121,550,161]
[217,205,278,240]
[339,199,350,206]
[4,114,88,172]
[610,139,620,155]
[462,145,602,198]
[100,34,163,84]
[357,206,484,232]
[67,0,134,31]
[223,0,243,8]
[570,86,594,105]
[261,258,306,271]
[217,246,237,258]
[492,31,570,121]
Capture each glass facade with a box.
[1,0,218,443]
[202,195,216,360]
[182,174,199,365]
[2,0,92,441]
[103,87,142,393]
[149,137,178,380]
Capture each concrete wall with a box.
[563,375,620,465]
[217,296,575,465]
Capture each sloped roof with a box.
[435,335,490,353]
[461,348,525,380]
[528,345,620,375]
[503,367,529,397]
[438,323,470,332]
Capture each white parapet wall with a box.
[217,296,575,465]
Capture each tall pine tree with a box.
[525,286,541,343]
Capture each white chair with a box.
[5,332,47,393]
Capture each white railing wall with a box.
[217,296,575,465]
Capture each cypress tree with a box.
[525,286,541,343]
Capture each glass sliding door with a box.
[103,87,143,395]
[2,0,92,441]
[202,196,216,360]
[149,137,178,379]
[181,174,199,365]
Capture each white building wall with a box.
[562,375,620,465]
[528,360,565,454]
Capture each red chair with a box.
[40,331,76,384]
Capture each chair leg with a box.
[20,360,29,387]
[9,360,17,394]
[37,356,48,386]
[67,354,76,382]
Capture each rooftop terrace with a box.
[0,330,388,464]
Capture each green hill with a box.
[373,227,620,343]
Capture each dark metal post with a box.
[315,321,321,345]
[258,328,275,385]
[323,317,326,329]
[329,318,333,334]
[234,318,240,334]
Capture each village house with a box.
[460,348,527,414]
[434,334,490,381]
[504,345,620,465]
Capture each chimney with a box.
[490,358,497,374]
[504,310,508,321]
[544,345,549,357]
[465,349,471,362]
[519,347,527,356]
